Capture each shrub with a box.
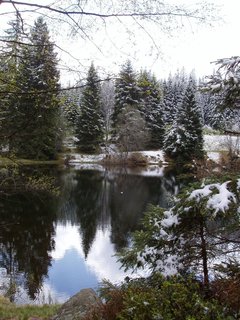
[85,275,228,320]
[127,152,148,167]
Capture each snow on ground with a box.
[68,153,104,164]
[204,134,239,162]
[141,150,165,163]
[67,135,238,166]
[68,149,165,166]
[204,134,238,151]
[206,152,221,163]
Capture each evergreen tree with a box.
[173,69,188,115]
[199,74,240,131]
[112,60,139,132]
[76,62,104,153]
[120,177,240,292]
[61,87,81,130]
[161,75,176,124]
[164,76,204,162]
[138,70,165,149]
[0,16,24,150]
[203,56,240,110]
[162,70,188,126]
[9,17,61,160]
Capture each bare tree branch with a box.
[1,0,213,21]
[0,77,115,95]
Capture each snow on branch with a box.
[188,180,239,216]
[201,56,240,109]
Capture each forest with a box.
[0,5,240,320]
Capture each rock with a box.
[52,288,100,320]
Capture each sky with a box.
[0,0,239,84]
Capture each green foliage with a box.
[203,56,240,110]
[0,18,23,150]
[137,70,165,149]
[88,275,228,320]
[120,177,240,292]
[164,76,204,162]
[0,164,60,197]
[119,205,169,272]
[119,275,227,320]
[61,89,81,129]
[76,63,104,153]
[112,60,139,133]
[0,17,61,160]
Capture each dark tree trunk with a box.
[199,219,209,291]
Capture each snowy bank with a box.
[66,135,238,167]
[67,150,165,166]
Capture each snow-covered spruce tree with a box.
[203,56,240,111]
[111,60,139,135]
[62,87,81,129]
[197,87,223,129]
[198,74,240,132]
[138,70,165,149]
[164,76,204,162]
[76,63,104,153]
[173,69,188,115]
[161,70,188,126]
[120,177,240,291]
[161,76,176,125]
[10,17,61,160]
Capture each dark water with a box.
[0,165,182,304]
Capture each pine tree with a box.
[138,70,165,149]
[112,60,139,132]
[76,62,104,153]
[9,17,61,160]
[164,76,204,162]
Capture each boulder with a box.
[53,288,100,320]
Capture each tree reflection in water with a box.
[0,191,57,302]
[0,165,184,303]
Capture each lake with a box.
[0,164,183,304]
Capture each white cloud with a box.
[51,224,83,260]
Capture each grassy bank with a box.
[0,156,64,167]
[0,296,59,320]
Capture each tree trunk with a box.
[199,219,209,291]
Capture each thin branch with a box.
[0,77,115,95]
[1,0,207,21]
[10,0,25,33]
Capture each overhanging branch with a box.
[1,0,207,21]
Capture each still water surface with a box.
[0,165,181,304]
